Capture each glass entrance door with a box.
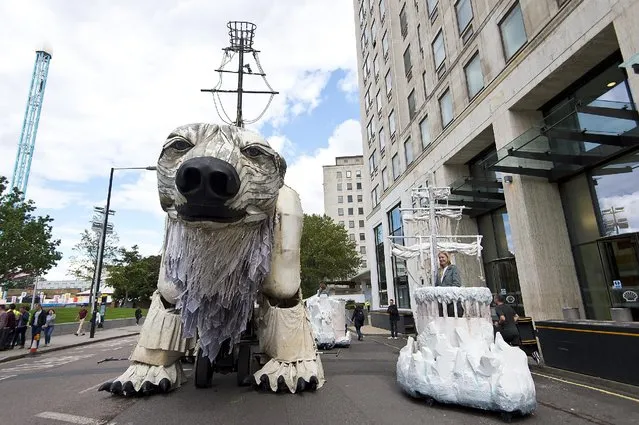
[597,233,639,320]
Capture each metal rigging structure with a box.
[201,21,279,127]
[11,50,52,196]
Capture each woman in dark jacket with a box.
[351,305,366,341]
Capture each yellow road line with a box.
[531,372,639,404]
[536,325,639,337]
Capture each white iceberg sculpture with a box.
[397,287,536,417]
[305,295,352,349]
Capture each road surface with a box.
[0,334,637,424]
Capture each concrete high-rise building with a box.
[323,156,371,299]
[352,0,639,324]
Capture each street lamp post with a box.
[89,166,157,338]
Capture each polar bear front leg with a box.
[256,185,325,393]
[254,292,325,393]
[98,289,193,397]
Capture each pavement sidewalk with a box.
[0,325,141,364]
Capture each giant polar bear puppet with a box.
[99,123,324,396]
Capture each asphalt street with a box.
[0,334,638,425]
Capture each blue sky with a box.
[0,1,365,279]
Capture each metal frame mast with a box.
[11,50,52,196]
[201,21,278,128]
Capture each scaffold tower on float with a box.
[11,49,52,196]
[387,173,485,306]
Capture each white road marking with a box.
[35,411,104,424]
[78,382,104,394]
[0,374,17,381]
[0,354,95,374]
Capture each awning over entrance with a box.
[486,100,639,182]
[436,176,506,218]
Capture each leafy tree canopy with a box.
[300,214,361,298]
[107,245,160,304]
[0,176,62,286]
[68,229,119,282]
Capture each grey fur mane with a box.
[163,217,274,361]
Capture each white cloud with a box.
[0,0,361,280]
[0,0,358,186]
[337,69,360,102]
[285,119,363,214]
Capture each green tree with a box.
[0,176,62,286]
[300,214,361,298]
[68,229,119,282]
[107,245,160,304]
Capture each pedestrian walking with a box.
[493,295,520,346]
[434,251,464,317]
[75,305,88,336]
[135,307,143,325]
[1,304,17,350]
[0,304,8,351]
[351,305,366,341]
[12,306,29,349]
[43,309,56,346]
[29,303,47,349]
[387,299,400,339]
[364,300,371,312]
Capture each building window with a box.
[360,232,366,241]
[456,0,473,34]
[500,2,527,60]
[399,4,408,39]
[382,31,389,59]
[432,30,446,70]
[349,233,356,241]
[376,90,383,113]
[419,116,431,149]
[385,70,392,97]
[374,224,388,305]
[347,183,353,191]
[357,195,363,202]
[389,110,396,136]
[358,207,364,214]
[359,220,365,228]
[336,171,342,179]
[439,89,453,127]
[365,88,371,109]
[349,220,355,228]
[464,52,484,99]
[382,166,389,190]
[388,203,410,308]
[371,20,377,45]
[366,119,374,142]
[427,0,438,17]
[379,0,387,20]
[346,171,352,178]
[338,195,343,203]
[357,183,362,190]
[338,208,344,216]
[373,55,380,78]
[360,246,367,254]
[371,185,379,207]
[379,127,386,152]
[404,137,414,165]
[348,196,353,203]
[408,89,417,120]
[417,24,423,56]
[392,153,400,180]
[339,220,344,226]
[337,183,342,191]
[403,45,412,79]
[356,170,361,177]
[364,54,371,78]
[369,151,378,174]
